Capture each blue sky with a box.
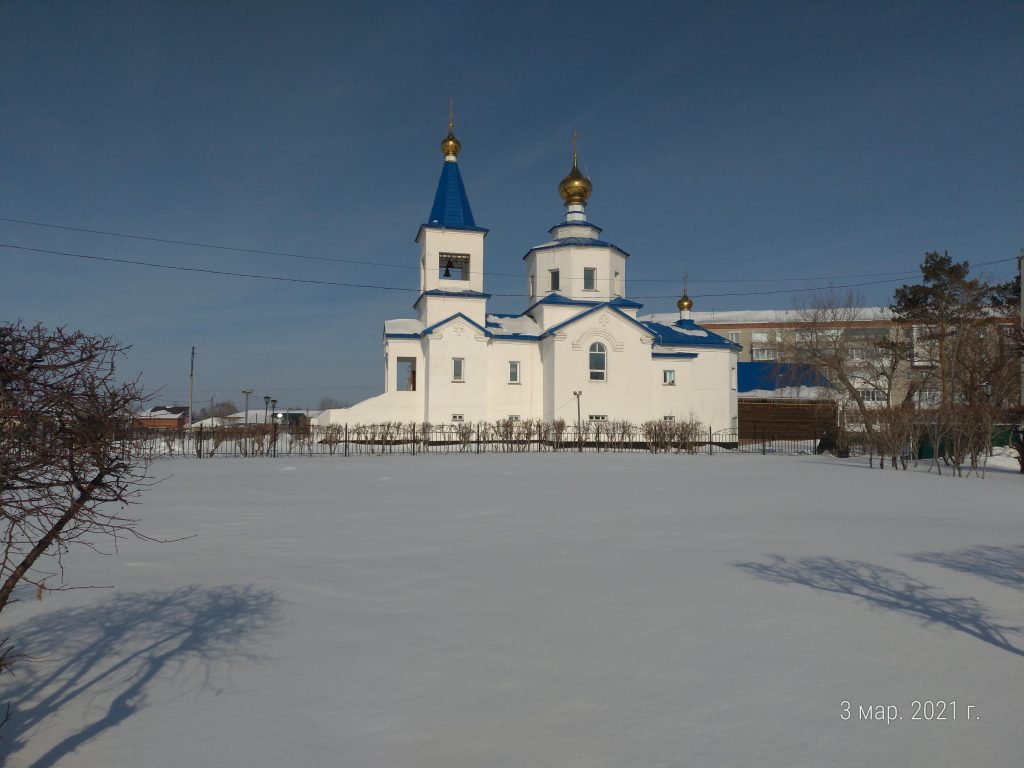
[2,1,1021,409]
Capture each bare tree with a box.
[0,322,153,613]
[777,289,911,444]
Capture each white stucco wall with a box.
[525,245,628,304]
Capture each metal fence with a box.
[135,423,835,459]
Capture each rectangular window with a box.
[752,348,777,361]
[858,389,887,403]
[588,414,608,421]
[751,330,769,343]
[663,369,676,386]
[583,267,596,290]
[508,415,521,421]
[614,270,622,297]
[508,360,520,384]
[728,331,741,344]
[529,273,535,296]
[439,253,469,281]
[549,269,560,292]
[452,357,464,382]
[451,413,464,422]
[663,415,675,422]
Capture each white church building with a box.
[316,121,739,429]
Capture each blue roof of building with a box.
[641,319,738,349]
[524,236,630,260]
[424,161,484,231]
[737,362,832,392]
[549,221,603,235]
[413,289,491,309]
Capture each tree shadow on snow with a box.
[0,584,281,767]
[734,556,1023,658]
[908,544,1024,591]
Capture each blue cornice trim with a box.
[413,289,491,309]
[421,312,489,337]
[541,302,655,340]
[415,223,490,241]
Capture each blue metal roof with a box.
[385,312,541,342]
[524,236,630,260]
[641,319,738,349]
[425,161,480,230]
[549,221,603,235]
[413,289,491,309]
[737,362,832,393]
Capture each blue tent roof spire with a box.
[426,112,480,230]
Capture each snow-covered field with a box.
[2,454,1022,767]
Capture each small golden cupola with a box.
[677,272,694,317]
[558,132,592,207]
[440,101,461,160]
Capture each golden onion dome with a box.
[441,126,461,158]
[677,293,694,312]
[441,100,461,157]
[558,144,592,205]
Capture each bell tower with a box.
[415,106,489,327]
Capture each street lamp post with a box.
[242,388,253,424]
[271,399,278,458]
[573,391,582,453]
[263,395,271,425]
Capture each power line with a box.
[5,214,1014,286]
[0,242,426,293]
[1,242,1016,300]
[0,216,422,272]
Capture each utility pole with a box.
[188,346,195,426]
[573,390,582,452]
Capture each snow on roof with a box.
[739,386,836,401]
[643,307,894,325]
[641,319,735,348]
[486,314,541,337]
[135,408,186,420]
[384,318,425,335]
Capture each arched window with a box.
[589,342,606,381]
